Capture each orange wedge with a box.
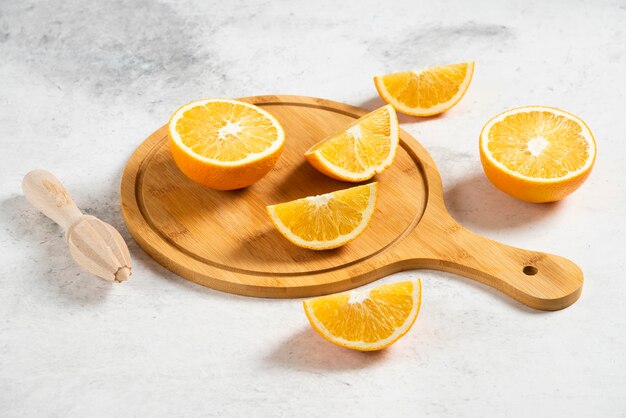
[303,279,422,351]
[168,99,285,190]
[480,106,596,203]
[266,183,377,250]
[374,62,474,116]
[304,105,399,182]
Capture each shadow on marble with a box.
[444,172,562,231]
[69,161,287,303]
[356,96,446,124]
[134,245,253,303]
[370,22,514,71]
[265,327,390,371]
[0,194,112,304]
[414,269,547,314]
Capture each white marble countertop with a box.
[1,0,625,416]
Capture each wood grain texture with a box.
[120,95,583,310]
[23,170,132,283]
[23,169,84,230]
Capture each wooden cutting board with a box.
[121,95,583,310]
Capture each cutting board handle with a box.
[22,170,84,231]
[411,219,583,311]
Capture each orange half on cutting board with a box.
[168,98,285,190]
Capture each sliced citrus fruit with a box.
[304,105,399,182]
[266,183,377,250]
[374,62,474,116]
[480,106,596,203]
[168,98,285,190]
[303,279,422,351]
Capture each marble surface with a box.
[1,0,625,416]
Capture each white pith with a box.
[168,98,285,166]
[346,124,361,140]
[218,121,242,139]
[410,67,430,76]
[311,105,399,180]
[266,183,377,250]
[348,288,371,304]
[307,194,332,208]
[304,279,422,350]
[527,136,548,156]
[480,106,596,182]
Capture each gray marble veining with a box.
[1,0,625,416]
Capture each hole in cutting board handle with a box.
[523,265,538,276]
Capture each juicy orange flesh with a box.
[309,107,392,173]
[487,111,590,178]
[308,281,415,343]
[271,185,372,242]
[175,102,278,162]
[380,63,469,108]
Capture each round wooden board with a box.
[122,95,584,310]
[121,95,430,297]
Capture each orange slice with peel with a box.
[168,98,285,190]
[304,105,399,182]
[266,183,377,250]
[374,62,474,116]
[480,106,596,203]
[303,279,422,351]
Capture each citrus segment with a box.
[266,183,377,250]
[303,279,422,351]
[374,62,474,116]
[305,105,399,182]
